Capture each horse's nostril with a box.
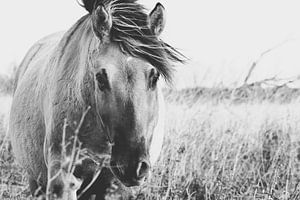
[136,160,150,179]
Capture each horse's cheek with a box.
[149,88,165,165]
[149,118,164,165]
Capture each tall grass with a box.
[1,89,300,199]
[136,102,300,199]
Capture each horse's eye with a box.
[149,68,160,90]
[96,69,110,91]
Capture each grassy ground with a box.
[1,89,300,199]
[142,101,300,200]
[0,97,29,199]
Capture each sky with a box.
[1,0,300,88]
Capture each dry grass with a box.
[1,89,300,199]
[137,102,300,200]
[0,113,29,199]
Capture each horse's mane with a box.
[81,0,185,82]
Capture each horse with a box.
[9,0,184,199]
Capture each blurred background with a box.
[1,0,300,88]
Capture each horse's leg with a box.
[94,168,113,200]
[78,167,133,200]
[29,177,38,196]
[29,176,46,198]
[76,168,111,200]
[93,168,133,200]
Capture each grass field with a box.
[1,88,300,199]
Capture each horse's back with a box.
[9,32,64,186]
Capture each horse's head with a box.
[89,2,166,187]
[81,0,184,187]
[92,49,161,186]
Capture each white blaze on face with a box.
[149,84,165,165]
[126,55,165,165]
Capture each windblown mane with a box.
[81,0,185,82]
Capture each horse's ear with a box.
[91,3,112,43]
[149,3,166,36]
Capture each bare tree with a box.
[243,39,291,85]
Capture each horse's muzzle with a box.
[110,159,150,187]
